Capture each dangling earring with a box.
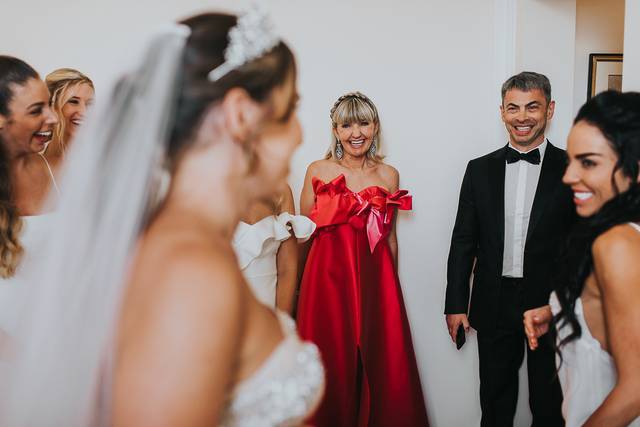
[146,161,172,218]
[368,138,377,158]
[335,139,344,160]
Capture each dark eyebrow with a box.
[575,152,603,159]
[526,101,541,107]
[27,102,45,110]
[505,103,520,109]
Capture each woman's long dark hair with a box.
[554,90,640,347]
[0,56,39,278]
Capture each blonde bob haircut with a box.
[45,68,94,151]
[326,91,384,162]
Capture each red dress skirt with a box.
[297,174,429,427]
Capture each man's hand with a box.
[446,313,470,344]
[523,305,552,350]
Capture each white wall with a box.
[285,2,499,425]
[503,2,579,423]
[1,1,584,425]
[573,0,625,113]
[623,0,640,91]
[515,0,577,150]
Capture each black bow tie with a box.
[506,147,541,165]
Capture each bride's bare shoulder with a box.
[129,233,246,322]
[115,234,246,422]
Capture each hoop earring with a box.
[335,140,344,160]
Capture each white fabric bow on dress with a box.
[233,213,316,270]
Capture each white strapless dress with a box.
[0,215,52,366]
[0,215,52,334]
[550,227,640,427]
[233,213,315,307]
[219,310,325,426]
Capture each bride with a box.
[1,9,323,427]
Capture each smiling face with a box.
[501,88,555,151]
[563,120,635,217]
[331,94,379,160]
[0,78,58,156]
[59,82,94,142]
[334,119,377,158]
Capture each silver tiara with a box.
[208,5,280,81]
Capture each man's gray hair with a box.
[501,71,552,104]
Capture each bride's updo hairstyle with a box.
[169,13,296,164]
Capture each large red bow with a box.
[350,190,412,252]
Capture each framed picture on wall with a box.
[587,53,623,99]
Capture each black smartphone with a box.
[456,324,466,350]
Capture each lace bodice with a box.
[219,311,325,426]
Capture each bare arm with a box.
[276,186,299,314]
[383,165,400,268]
[297,163,319,285]
[299,163,317,217]
[113,250,245,427]
[583,226,640,427]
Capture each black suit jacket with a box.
[444,142,576,332]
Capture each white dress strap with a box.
[629,222,640,233]
[39,154,60,196]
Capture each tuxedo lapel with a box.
[488,145,508,246]
[526,143,565,244]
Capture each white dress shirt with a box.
[502,139,547,278]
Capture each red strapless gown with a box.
[297,174,429,427]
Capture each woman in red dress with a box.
[297,92,429,426]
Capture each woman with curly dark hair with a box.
[0,56,58,277]
[524,90,640,427]
[0,56,58,357]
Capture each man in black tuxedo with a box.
[445,72,575,426]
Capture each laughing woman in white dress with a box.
[234,185,315,314]
[0,56,58,358]
[524,91,640,427]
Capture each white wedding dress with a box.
[233,212,315,307]
[2,216,324,426]
[550,222,640,427]
[219,310,325,426]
